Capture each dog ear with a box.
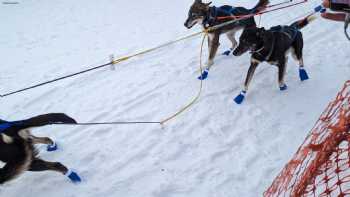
[195,0,202,3]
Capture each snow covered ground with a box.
[0,0,349,196]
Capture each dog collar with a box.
[250,46,265,54]
[203,7,218,27]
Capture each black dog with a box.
[184,0,269,80]
[0,113,81,184]
[232,16,314,104]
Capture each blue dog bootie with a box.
[65,169,82,183]
[198,68,209,80]
[234,90,246,104]
[222,48,233,56]
[314,5,326,13]
[280,84,288,91]
[47,141,58,152]
[299,67,309,81]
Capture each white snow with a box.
[0,0,349,196]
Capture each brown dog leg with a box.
[28,159,68,175]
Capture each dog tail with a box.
[292,15,317,30]
[250,0,270,14]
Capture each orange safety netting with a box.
[264,80,350,197]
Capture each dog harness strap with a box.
[204,6,218,26]
[218,6,236,15]
[0,123,12,133]
[266,35,276,61]
[0,121,24,133]
[271,26,298,42]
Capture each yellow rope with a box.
[104,18,248,125]
[160,31,208,125]
[111,31,204,65]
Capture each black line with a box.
[1,62,113,97]
[53,121,161,125]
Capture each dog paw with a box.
[47,142,58,152]
[66,169,82,183]
[280,84,288,91]
[222,48,234,56]
[234,91,246,104]
[198,69,209,80]
[299,68,309,81]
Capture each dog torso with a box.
[204,6,257,32]
[0,129,36,164]
[251,26,302,65]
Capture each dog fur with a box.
[232,16,314,95]
[184,0,269,70]
[0,113,77,184]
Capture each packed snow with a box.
[0,0,349,196]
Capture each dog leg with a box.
[223,30,237,56]
[30,135,58,152]
[298,58,309,81]
[234,60,259,104]
[198,33,219,80]
[29,159,81,183]
[278,62,288,91]
[292,36,309,81]
[207,33,220,70]
[29,159,68,174]
[0,162,24,184]
[244,61,259,91]
[30,135,54,145]
[22,131,57,152]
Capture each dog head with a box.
[184,0,212,29]
[233,27,266,56]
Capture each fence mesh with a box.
[264,80,350,197]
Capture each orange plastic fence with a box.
[264,80,350,197]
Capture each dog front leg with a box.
[234,60,259,104]
[244,61,259,92]
[207,33,220,70]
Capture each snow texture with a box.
[0,0,349,196]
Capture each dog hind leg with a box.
[0,162,28,184]
[292,35,304,67]
[292,35,309,81]
[29,159,68,174]
[29,159,82,183]
[278,62,288,90]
